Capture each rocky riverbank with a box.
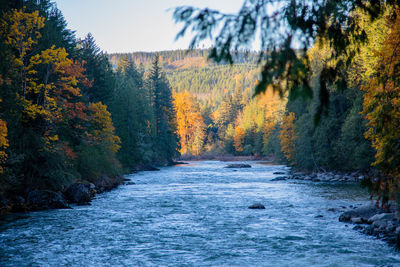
[0,175,126,214]
[338,205,400,248]
[0,160,181,215]
[271,169,400,248]
[271,170,366,183]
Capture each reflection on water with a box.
[0,161,399,266]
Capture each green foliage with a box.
[173,1,399,119]
[0,2,179,195]
[112,49,285,159]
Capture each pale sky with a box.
[54,0,245,53]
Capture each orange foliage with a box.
[63,143,76,159]
[233,127,245,152]
[173,91,206,155]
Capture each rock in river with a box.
[248,203,265,209]
[338,205,382,222]
[271,176,287,181]
[65,183,94,204]
[225,164,251,168]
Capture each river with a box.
[1,161,399,266]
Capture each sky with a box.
[54,0,245,53]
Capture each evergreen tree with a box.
[148,55,178,162]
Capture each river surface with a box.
[1,161,399,266]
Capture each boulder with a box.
[339,205,382,222]
[351,217,364,224]
[225,164,251,168]
[64,183,93,204]
[143,165,160,171]
[271,176,287,181]
[137,164,160,171]
[273,171,286,175]
[396,226,400,235]
[353,225,365,231]
[27,190,69,210]
[248,203,265,209]
[372,219,388,230]
[93,175,124,193]
[368,213,394,224]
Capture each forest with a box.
[111,2,399,206]
[1,0,400,209]
[111,45,375,173]
[171,0,400,206]
[111,50,287,158]
[0,0,178,203]
[2,1,400,264]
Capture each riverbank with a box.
[278,170,366,183]
[0,161,181,215]
[276,168,400,248]
[0,159,213,215]
[0,175,125,214]
[338,205,400,248]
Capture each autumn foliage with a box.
[362,9,400,202]
[279,112,296,163]
[87,102,121,154]
[0,8,123,190]
[0,118,8,173]
[173,91,206,155]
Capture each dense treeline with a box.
[273,6,400,205]
[172,0,400,206]
[277,9,388,173]
[3,0,400,210]
[168,3,400,206]
[114,3,400,208]
[0,1,178,197]
[112,50,287,158]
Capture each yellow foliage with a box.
[362,9,400,184]
[88,102,121,153]
[279,112,296,163]
[0,119,8,173]
[20,46,85,125]
[0,9,45,64]
[233,86,286,153]
[0,10,85,130]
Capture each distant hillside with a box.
[166,64,259,108]
[108,49,258,71]
[109,49,260,110]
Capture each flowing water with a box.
[1,161,399,266]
